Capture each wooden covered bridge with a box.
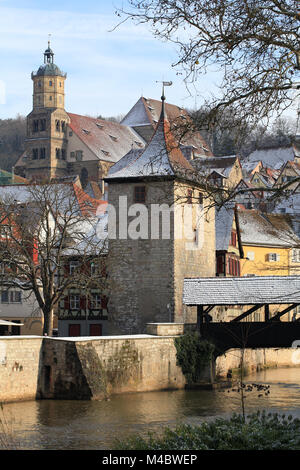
[183,276,300,353]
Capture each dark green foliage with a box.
[115,411,300,450]
[0,116,26,171]
[174,332,215,384]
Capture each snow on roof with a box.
[244,147,295,170]
[0,183,105,216]
[237,209,300,247]
[68,113,145,163]
[192,155,238,177]
[121,97,213,157]
[63,212,108,255]
[106,111,195,180]
[183,276,300,305]
[274,192,300,215]
[215,205,235,251]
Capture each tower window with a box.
[61,149,66,160]
[59,82,62,87]
[32,149,38,160]
[56,120,60,132]
[40,119,46,131]
[187,189,193,204]
[61,121,65,131]
[38,81,41,88]
[49,96,52,101]
[33,120,39,133]
[56,148,61,159]
[134,186,146,203]
[40,148,46,159]
[49,80,53,86]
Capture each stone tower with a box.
[24,42,70,181]
[105,97,216,334]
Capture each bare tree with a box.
[0,184,108,336]
[117,0,300,129]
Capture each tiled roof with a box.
[183,276,300,305]
[121,97,213,157]
[68,113,145,163]
[0,169,28,185]
[237,209,300,247]
[106,104,196,180]
[244,147,295,170]
[0,183,106,217]
[192,155,238,178]
[84,181,104,200]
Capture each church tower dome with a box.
[31,41,67,110]
[33,41,66,78]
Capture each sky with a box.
[0,0,220,120]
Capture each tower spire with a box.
[44,35,54,64]
[156,81,172,120]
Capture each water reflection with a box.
[2,367,300,450]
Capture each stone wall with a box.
[0,337,43,403]
[40,335,186,399]
[0,334,187,403]
[0,334,299,403]
[216,347,297,379]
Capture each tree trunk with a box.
[43,307,54,337]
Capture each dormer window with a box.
[95,123,104,129]
[109,135,117,142]
[82,129,90,135]
[101,149,110,156]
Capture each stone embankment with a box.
[0,323,298,403]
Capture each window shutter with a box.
[64,296,70,310]
[80,296,86,309]
[101,296,108,309]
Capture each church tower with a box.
[24,42,70,181]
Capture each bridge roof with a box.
[183,276,300,306]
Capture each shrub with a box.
[174,332,215,384]
[115,411,300,450]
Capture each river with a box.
[1,367,300,450]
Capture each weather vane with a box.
[156,81,173,101]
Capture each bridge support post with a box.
[264,305,270,322]
[197,305,203,330]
